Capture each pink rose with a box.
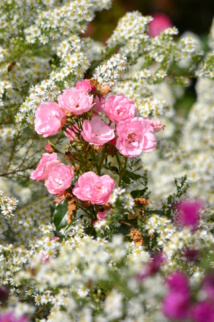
[73,171,115,205]
[35,102,66,138]
[149,14,172,38]
[58,88,93,116]
[30,153,60,181]
[97,210,108,220]
[45,163,74,196]
[150,118,165,132]
[76,79,92,93]
[116,117,156,157]
[81,116,115,146]
[92,96,104,115]
[102,94,137,124]
[45,144,53,152]
[64,124,79,141]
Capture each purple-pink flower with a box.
[116,117,156,157]
[166,271,189,293]
[0,285,9,304]
[163,292,190,320]
[176,200,203,229]
[45,163,74,196]
[35,102,66,138]
[137,253,165,280]
[58,88,93,116]
[73,171,115,205]
[163,271,191,320]
[102,94,137,124]
[30,153,60,181]
[0,313,28,322]
[149,14,172,38]
[191,301,214,322]
[81,116,115,146]
[203,271,214,301]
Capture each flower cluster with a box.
[31,79,160,205]
[1,2,214,321]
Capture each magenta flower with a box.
[58,88,93,116]
[149,14,172,38]
[30,153,60,182]
[116,117,156,157]
[35,102,66,138]
[73,171,115,205]
[176,200,203,229]
[191,302,214,322]
[137,253,164,280]
[163,271,191,320]
[0,285,9,304]
[0,313,28,322]
[163,292,190,320]
[203,271,214,301]
[81,116,115,146]
[102,94,137,124]
[183,248,200,262]
[166,271,189,293]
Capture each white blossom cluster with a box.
[1,2,214,321]
[107,12,152,48]
[0,190,18,218]
[24,0,111,44]
[93,53,128,86]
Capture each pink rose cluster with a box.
[31,153,115,204]
[30,153,74,196]
[34,79,95,138]
[34,78,164,158]
[79,90,163,158]
[73,171,115,205]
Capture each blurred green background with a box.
[84,0,214,118]
[86,0,214,42]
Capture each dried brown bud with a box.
[93,145,104,151]
[130,228,143,246]
[134,198,150,206]
[68,197,76,224]
[90,78,111,96]
[7,61,16,72]
[81,200,91,208]
[64,151,75,163]
[120,220,132,227]
[106,145,116,157]
[103,203,112,210]
[148,232,155,239]
[128,214,138,220]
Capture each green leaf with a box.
[122,170,142,183]
[109,166,119,174]
[130,189,145,198]
[118,223,131,236]
[53,200,68,231]
[146,210,164,215]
